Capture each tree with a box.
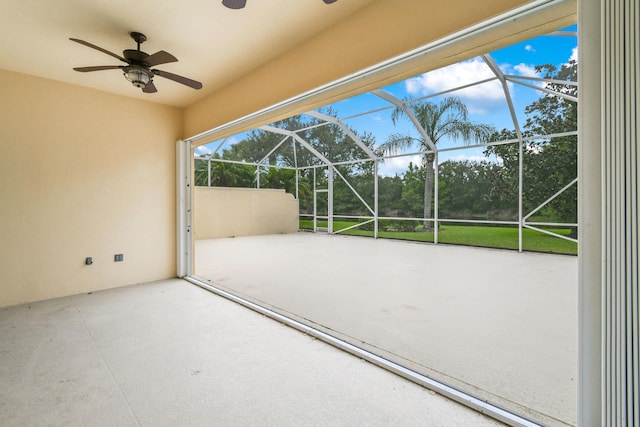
[438,160,513,219]
[399,162,425,218]
[379,97,495,230]
[377,174,404,216]
[203,109,377,218]
[484,60,577,236]
[521,61,577,235]
[194,155,255,188]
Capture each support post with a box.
[578,1,602,423]
[313,168,317,233]
[328,165,334,234]
[176,139,193,278]
[374,160,379,238]
[434,152,439,244]
[518,135,524,252]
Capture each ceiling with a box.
[0,0,375,108]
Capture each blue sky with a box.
[196,26,577,176]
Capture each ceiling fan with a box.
[222,0,336,9]
[70,32,202,93]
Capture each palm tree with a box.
[379,97,495,230]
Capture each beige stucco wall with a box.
[194,187,298,239]
[0,69,182,307]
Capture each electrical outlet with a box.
[114,254,124,262]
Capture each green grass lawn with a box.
[299,219,577,255]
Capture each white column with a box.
[176,139,193,278]
[328,166,334,234]
[374,160,379,239]
[578,0,603,424]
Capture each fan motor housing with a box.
[123,49,149,65]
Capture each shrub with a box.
[379,219,419,232]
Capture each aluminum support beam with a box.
[333,168,375,216]
[257,136,290,165]
[482,53,525,252]
[199,157,296,170]
[328,165,334,234]
[293,141,299,200]
[313,168,317,232]
[259,125,332,166]
[374,160,379,238]
[433,151,439,244]
[304,110,378,160]
[505,76,578,103]
[524,178,578,221]
[211,137,228,156]
[371,89,437,152]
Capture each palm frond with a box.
[378,133,420,156]
[387,96,495,147]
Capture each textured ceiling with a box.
[0,0,375,107]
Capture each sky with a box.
[195,26,577,177]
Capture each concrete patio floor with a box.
[195,233,578,427]
[1,279,504,426]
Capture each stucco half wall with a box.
[194,187,298,239]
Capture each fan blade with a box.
[153,69,202,90]
[73,65,123,72]
[145,50,178,67]
[323,0,338,3]
[143,81,158,93]
[69,38,128,63]
[222,0,246,9]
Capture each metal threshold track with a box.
[185,276,542,427]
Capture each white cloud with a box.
[379,154,422,176]
[525,44,536,53]
[406,58,503,101]
[510,62,546,90]
[194,145,212,157]
[405,58,510,115]
[513,63,539,78]
[569,47,578,62]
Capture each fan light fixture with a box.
[123,66,152,88]
[222,0,336,9]
[71,32,202,93]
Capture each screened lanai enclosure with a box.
[191,28,578,427]
[194,31,577,254]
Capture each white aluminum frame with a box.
[177,139,193,277]
[195,48,578,252]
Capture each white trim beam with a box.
[258,135,290,165]
[371,89,437,151]
[304,110,378,160]
[259,125,332,166]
